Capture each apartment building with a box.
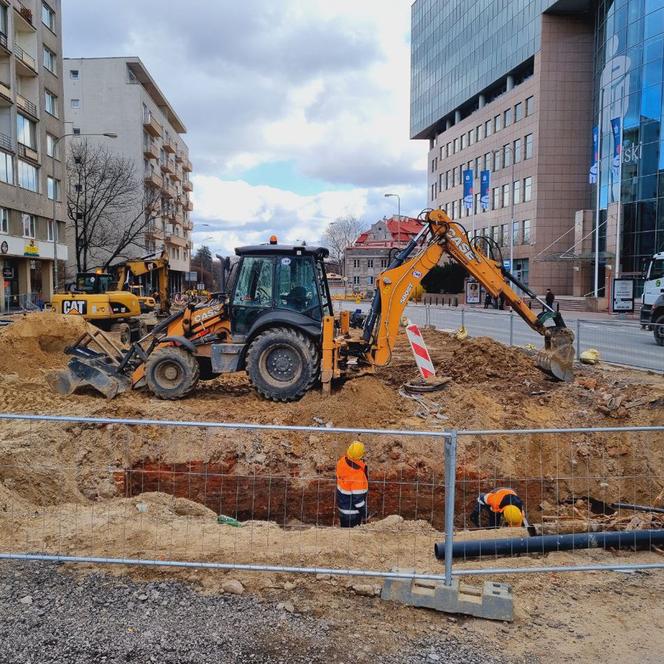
[345,216,424,291]
[63,56,193,293]
[411,1,600,297]
[0,0,66,310]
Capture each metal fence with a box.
[1,413,664,588]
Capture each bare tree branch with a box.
[323,216,368,275]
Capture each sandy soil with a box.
[1,312,664,662]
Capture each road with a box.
[338,302,664,373]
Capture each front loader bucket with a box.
[535,328,575,382]
[47,357,131,399]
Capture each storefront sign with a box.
[0,241,7,255]
[612,278,634,313]
[2,267,13,279]
[23,241,39,257]
[465,279,480,304]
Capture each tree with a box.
[323,215,367,275]
[190,245,218,290]
[66,141,161,273]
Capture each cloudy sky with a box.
[62,0,427,254]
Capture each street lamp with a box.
[51,131,117,293]
[384,192,401,247]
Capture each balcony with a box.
[172,166,181,182]
[16,93,38,118]
[143,112,162,138]
[144,171,163,189]
[185,199,193,212]
[146,226,165,241]
[0,132,13,153]
[0,31,11,55]
[162,183,176,199]
[166,234,188,248]
[160,159,174,175]
[163,137,176,154]
[12,0,35,32]
[183,220,193,231]
[17,141,38,163]
[0,80,11,106]
[183,180,193,193]
[174,210,184,225]
[143,142,158,160]
[14,44,37,77]
[183,158,192,172]
[175,151,183,163]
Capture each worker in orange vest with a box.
[336,441,369,528]
[470,487,528,529]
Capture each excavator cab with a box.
[74,273,114,294]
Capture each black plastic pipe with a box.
[434,529,664,561]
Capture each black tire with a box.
[145,346,200,399]
[654,314,664,346]
[245,327,319,402]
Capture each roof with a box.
[235,245,329,259]
[354,217,424,247]
[64,57,187,134]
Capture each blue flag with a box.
[480,170,490,210]
[589,126,598,184]
[463,170,474,209]
[611,117,622,202]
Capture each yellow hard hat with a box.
[347,441,365,460]
[503,505,523,527]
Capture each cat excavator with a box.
[48,209,575,401]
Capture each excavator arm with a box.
[112,251,171,316]
[362,209,575,381]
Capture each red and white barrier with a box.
[405,323,436,379]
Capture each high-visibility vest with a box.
[336,456,368,514]
[484,488,517,513]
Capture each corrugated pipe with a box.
[434,529,664,561]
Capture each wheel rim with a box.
[155,360,183,389]
[656,325,664,340]
[262,344,301,385]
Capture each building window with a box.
[484,152,492,171]
[485,119,492,137]
[452,200,457,219]
[22,213,35,238]
[43,47,56,74]
[0,4,6,35]
[47,219,55,242]
[494,149,503,171]
[453,137,459,153]
[523,219,531,243]
[47,176,59,200]
[513,179,521,205]
[73,127,81,135]
[515,102,523,122]
[353,259,360,269]
[367,259,374,268]
[70,69,79,80]
[18,160,38,192]
[476,124,483,141]
[523,177,533,202]
[513,138,522,163]
[380,258,388,268]
[368,276,374,285]
[504,144,512,168]
[468,129,474,146]
[524,133,533,159]
[502,183,510,208]
[475,156,481,175]
[41,2,55,31]
[17,114,36,149]
[460,133,466,150]
[494,114,502,132]
[446,142,451,157]
[0,208,7,233]
[0,152,13,184]
[353,276,360,286]
[46,133,58,158]
[504,108,513,127]
[492,187,501,210]
[71,98,80,109]
[45,89,58,117]
[431,183,436,200]
[501,223,508,247]
[525,96,534,116]
[512,220,520,245]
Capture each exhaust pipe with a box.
[434,529,664,560]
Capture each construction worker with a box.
[470,487,528,529]
[336,441,368,528]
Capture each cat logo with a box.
[62,300,87,315]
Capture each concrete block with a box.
[381,570,513,622]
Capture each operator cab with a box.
[73,272,114,295]
[229,243,333,336]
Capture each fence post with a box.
[509,311,514,346]
[443,431,457,586]
[461,307,465,329]
[576,319,581,361]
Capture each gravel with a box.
[0,561,533,663]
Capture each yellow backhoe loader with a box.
[48,210,574,400]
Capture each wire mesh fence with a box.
[1,414,664,586]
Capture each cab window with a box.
[649,259,664,281]
[233,257,274,307]
[76,274,111,293]
[276,256,320,315]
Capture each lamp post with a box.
[51,131,117,293]
[384,192,401,249]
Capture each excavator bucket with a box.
[47,357,132,399]
[535,328,575,382]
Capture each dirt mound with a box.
[0,313,86,379]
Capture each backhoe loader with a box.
[48,210,575,401]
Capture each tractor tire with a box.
[145,346,200,400]
[654,313,664,347]
[245,327,319,402]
